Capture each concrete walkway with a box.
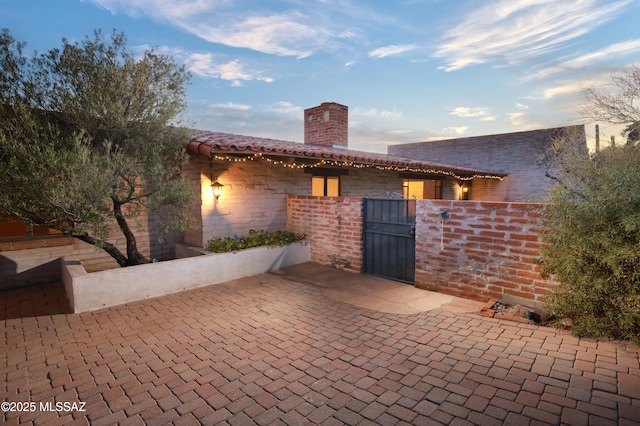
[1,262,639,425]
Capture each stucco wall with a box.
[63,242,310,313]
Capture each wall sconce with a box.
[211,179,224,200]
[459,182,471,200]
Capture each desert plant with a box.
[538,134,640,343]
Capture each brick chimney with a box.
[304,102,348,148]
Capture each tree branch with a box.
[73,233,128,267]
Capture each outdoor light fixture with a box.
[459,182,471,200]
[211,179,224,200]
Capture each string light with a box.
[211,152,505,181]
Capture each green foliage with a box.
[207,229,305,253]
[0,29,195,266]
[539,136,640,344]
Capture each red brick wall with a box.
[287,197,554,304]
[414,200,552,305]
[287,196,362,271]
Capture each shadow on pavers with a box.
[0,281,71,320]
[272,262,485,315]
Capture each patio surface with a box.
[1,262,639,425]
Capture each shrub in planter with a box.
[206,229,305,253]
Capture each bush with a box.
[206,229,305,253]
[538,139,640,344]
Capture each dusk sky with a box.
[3,0,639,152]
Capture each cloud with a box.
[434,0,631,71]
[191,14,325,58]
[449,106,496,121]
[442,126,468,135]
[90,0,218,19]
[450,107,488,117]
[208,102,252,111]
[525,39,640,81]
[268,101,303,117]
[193,102,254,129]
[349,126,419,153]
[186,54,274,85]
[507,112,526,126]
[369,44,417,59]
[389,129,412,136]
[135,45,275,85]
[507,111,540,129]
[542,82,590,99]
[87,0,362,58]
[353,107,403,119]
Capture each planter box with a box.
[63,241,310,313]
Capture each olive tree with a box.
[539,68,640,343]
[0,29,195,266]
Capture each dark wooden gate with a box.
[362,198,416,284]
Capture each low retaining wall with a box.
[1,217,183,290]
[63,242,310,313]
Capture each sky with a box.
[3,0,639,152]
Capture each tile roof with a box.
[183,131,508,180]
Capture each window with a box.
[402,179,442,199]
[312,176,340,196]
[307,168,347,196]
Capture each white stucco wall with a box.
[63,241,310,313]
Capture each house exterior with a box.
[3,101,579,290]
[180,102,507,247]
[388,126,586,202]
[1,102,507,288]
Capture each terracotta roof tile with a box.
[184,131,507,179]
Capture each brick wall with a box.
[286,197,554,304]
[414,200,552,306]
[186,155,401,247]
[184,158,312,247]
[388,126,585,202]
[288,196,362,271]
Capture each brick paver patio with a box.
[1,263,639,425]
